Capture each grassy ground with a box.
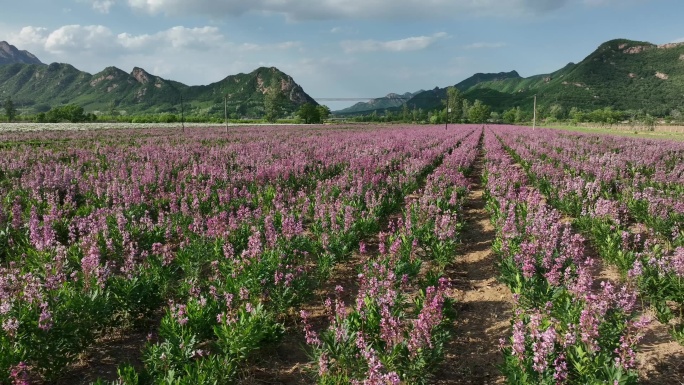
[538,123,684,141]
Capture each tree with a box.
[3,97,17,122]
[444,86,462,123]
[547,104,565,122]
[316,105,331,121]
[490,111,501,124]
[468,100,490,123]
[385,110,395,122]
[569,107,584,124]
[461,99,471,122]
[370,110,379,122]
[108,100,118,117]
[642,114,656,131]
[297,103,320,124]
[45,104,88,123]
[514,106,527,124]
[502,108,517,124]
[402,103,410,122]
[264,79,286,123]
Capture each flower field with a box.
[0,124,682,384]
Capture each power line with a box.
[314,93,684,104]
[315,97,412,102]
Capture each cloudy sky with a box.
[1,0,683,110]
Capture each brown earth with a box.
[638,311,684,384]
[434,158,513,384]
[240,249,368,384]
[56,326,151,385]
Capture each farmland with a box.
[0,124,682,384]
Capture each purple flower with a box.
[511,319,526,359]
[170,302,188,326]
[300,310,321,346]
[2,317,19,338]
[38,302,53,331]
[11,196,23,231]
[9,362,30,385]
[553,354,568,382]
[671,247,684,277]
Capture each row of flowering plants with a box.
[128,126,479,384]
[481,128,648,384]
[496,125,683,245]
[492,125,684,344]
[0,124,480,383]
[301,127,480,384]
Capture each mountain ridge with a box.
[0,42,317,117]
[3,38,684,118]
[401,38,684,115]
[0,41,43,66]
[333,90,424,114]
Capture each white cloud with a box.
[76,0,116,13]
[5,23,303,83]
[341,32,447,54]
[464,42,507,49]
[237,41,301,52]
[10,26,50,49]
[92,0,116,13]
[329,26,358,36]
[582,0,628,5]
[44,25,114,54]
[124,0,572,20]
[8,24,303,58]
[118,26,225,51]
[10,25,226,55]
[117,27,302,53]
[582,0,648,8]
[673,37,684,44]
[12,25,115,54]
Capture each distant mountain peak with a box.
[131,67,152,84]
[0,41,43,66]
[453,70,521,91]
[333,90,423,114]
[0,51,315,117]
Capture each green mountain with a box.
[453,70,522,91]
[335,70,522,116]
[334,91,423,114]
[405,38,684,115]
[0,41,42,66]
[0,43,316,117]
[403,71,523,111]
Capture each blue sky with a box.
[1,0,683,110]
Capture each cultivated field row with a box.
[0,124,682,384]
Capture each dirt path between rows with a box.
[585,244,684,383]
[435,156,513,385]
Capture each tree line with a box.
[341,87,682,128]
[2,85,683,127]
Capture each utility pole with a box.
[445,94,449,130]
[224,95,228,133]
[533,94,537,130]
[180,94,185,133]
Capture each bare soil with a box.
[56,327,151,385]
[240,249,369,384]
[638,311,684,385]
[434,159,513,384]
[577,213,684,383]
